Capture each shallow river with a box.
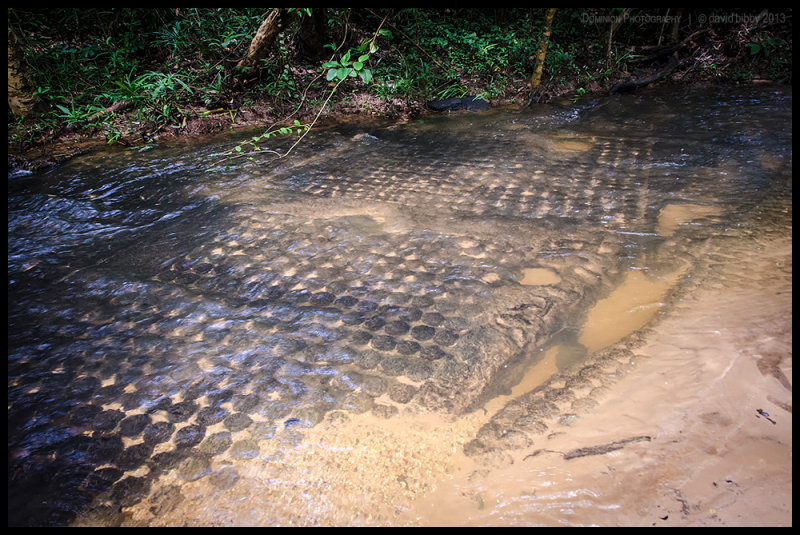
[7,86,791,526]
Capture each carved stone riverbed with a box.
[8,86,792,526]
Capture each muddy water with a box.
[7,86,791,526]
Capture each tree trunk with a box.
[527,8,556,105]
[606,8,631,68]
[670,9,683,43]
[8,27,40,117]
[236,8,284,73]
[296,8,328,62]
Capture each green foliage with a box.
[259,36,300,110]
[572,86,588,102]
[322,29,390,85]
[375,10,539,101]
[216,119,311,168]
[8,8,263,137]
[743,32,792,81]
[53,102,100,127]
[745,34,788,57]
[239,119,310,150]
[154,20,188,57]
[324,49,375,84]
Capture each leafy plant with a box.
[215,118,311,168]
[323,46,375,84]
[154,21,187,57]
[264,63,298,107]
[102,117,123,145]
[235,119,310,151]
[54,102,101,127]
[745,34,788,58]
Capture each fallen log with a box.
[63,100,135,134]
[609,55,678,96]
[609,28,710,96]
[85,100,135,122]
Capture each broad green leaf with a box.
[747,43,759,55]
[337,67,351,80]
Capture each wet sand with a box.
[405,234,792,527]
[120,227,791,527]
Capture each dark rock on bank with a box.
[426,96,489,112]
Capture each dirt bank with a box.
[8,91,426,177]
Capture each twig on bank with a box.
[563,435,652,460]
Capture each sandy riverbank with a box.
[403,234,792,527]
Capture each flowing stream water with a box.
[8,86,791,526]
